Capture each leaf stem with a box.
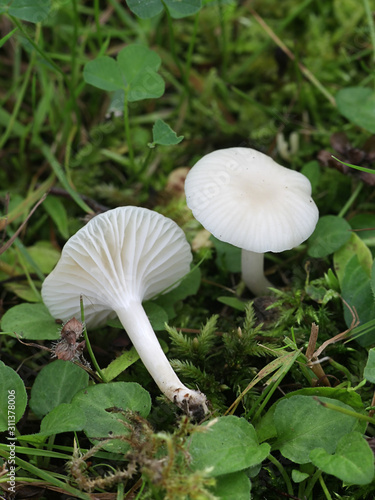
[123,88,135,171]
[141,146,154,173]
[268,454,294,497]
[304,469,322,498]
[80,296,108,383]
[319,473,333,500]
[116,482,125,500]
[337,182,363,218]
[313,396,375,425]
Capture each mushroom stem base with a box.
[116,301,209,419]
[241,250,273,296]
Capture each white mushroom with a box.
[42,206,208,419]
[184,147,319,296]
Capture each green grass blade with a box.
[0,27,18,48]
[39,143,94,215]
[0,451,92,500]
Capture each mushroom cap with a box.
[185,147,319,253]
[42,206,192,327]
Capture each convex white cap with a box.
[185,147,319,254]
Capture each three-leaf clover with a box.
[83,44,165,102]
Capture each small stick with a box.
[249,7,336,107]
[306,323,331,387]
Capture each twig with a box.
[44,186,109,213]
[0,194,47,256]
[313,299,359,358]
[305,323,331,387]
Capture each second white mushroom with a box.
[185,147,319,295]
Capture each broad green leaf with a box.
[212,236,241,273]
[27,242,60,274]
[8,0,51,23]
[29,360,89,418]
[117,45,164,102]
[39,403,86,436]
[70,382,151,453]
[274,395,359,464]
[0,361,27,432]
[162,0,202,18]
[117,44,161,83]
[126,0,164,18]
[154,267,201,318]
[189,416,270,477]
[213,471,251,500]
[257,385,364,443]
[292,469,309,483]
[341,255,375,346]
[300,160,321,194]
[3,282,41,303]
[364,348,375,383]
[217,296,247,311]
[304,282,337,304]
[83,56,125,91]
[101,347,139,382]
[83,45,165,102]
[143,301,169,330]
[257,387,364,444]
[333,232,372,285]
[43,196,69,239]
[336,87,375,134]
[286,387,364,412]
[0,302,60,340]
[150,119,184,147]
[256,404,278,443]
[310,432,374,485]
[126,0,202,19]
[308,215,351,258]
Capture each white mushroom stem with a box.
[116,300,209,419]
[241,249,273,296]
